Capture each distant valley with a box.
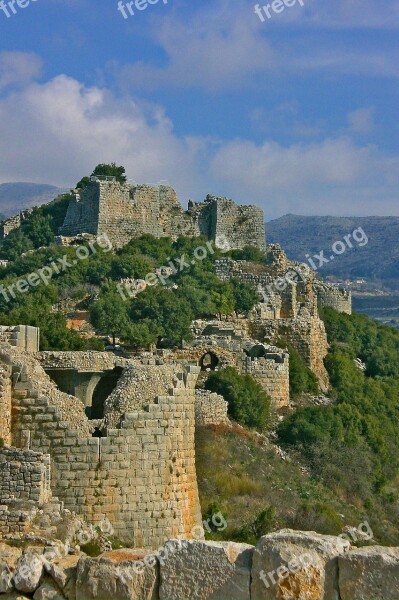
[0,182,67,218]
[267,214,399,325]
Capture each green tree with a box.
[0,230,33,261]
[231,278,259,315]
[23,210,54,248]
[90,289,130,345]
[205,367,270,430]
[128,286,192,348]
[92,163,127,183]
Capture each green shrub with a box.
[205,367,270,430]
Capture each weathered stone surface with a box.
[59,180,266,252]
[33,579,66,600]
[14,550,44,593]
[159,540,253,600]
[338,545,399,600]
[251,529,349,600]
[76,549,159,600]
[0,544,22,593]
[45,555,79,600]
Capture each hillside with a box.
[0,182,67,217]
[267,215,399,286]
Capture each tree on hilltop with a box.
[76,163,127,188]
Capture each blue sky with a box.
[0,0,398,218]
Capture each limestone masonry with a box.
[0,179,374,599]
[58,179,267,250]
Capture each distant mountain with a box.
[0,182,68,218]
[267,215,399,284]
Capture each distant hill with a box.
[267,215,399,284]
[0,182,68,217]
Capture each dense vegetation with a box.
[204,367,270,430]
[0,195,71,261]
[0,215,258,350]
[277,308,399,541]
[196,425,368,545]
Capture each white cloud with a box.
[210,137,399,216]
[0,72,398,218]
[111,6,275,91]
[108,1,399,96]
[0,74,205,195]
[0,52,43,91]
[347,108,375,134]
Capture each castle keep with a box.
[58,179,267,250]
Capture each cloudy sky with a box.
[0,0,398,218]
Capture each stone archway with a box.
[199,352,220,372]
[245,344,268,359]
[90,366,124,419]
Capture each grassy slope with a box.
[196,424,394,546]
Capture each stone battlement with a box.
[59,180,266,251]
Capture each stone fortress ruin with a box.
[57,178,267,251]
[0,179,353,549]
[1,179,388,600]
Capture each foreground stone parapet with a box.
[76,550,158,600]
[159,540,253,600]
[251,529,349,600]
[0,535,398,599]
[338,546,399,600]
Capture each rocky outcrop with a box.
[251,529,349,599]
[159,540,253,600]
[0,533,398,599]
[76,550,158,600]
[338,546,399,600]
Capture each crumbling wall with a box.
[0,362,12,445]
[0,210,32,241]
[5,345,203,548]
[0,326,40,352]
[103,360,185,429]
[195,390,229,426]
[0,447,51,506]
[316,282,352,314]
[51,367,202,547]
[240,352,290,410]
[251,311,329,391]
[59,180,267,250]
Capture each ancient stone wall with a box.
[103,361,184,429]
[195,390,229,426]
[179,321,291,409]
[240,352,290,410]
[0,210,32,241]
[59,180,266,251]
[0,363,12,446]
[0,326,40,353]
[315,282,352,314]
[0,447,51,506]
[3,346,203,548]
[52,370,202,547]
[251,310,329,391]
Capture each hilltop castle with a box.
[0,177,353,553]
[57,178,267,250]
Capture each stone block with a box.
[159,540,253,600]
[338,546,399,600]
[251,530,350,600]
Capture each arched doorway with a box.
[199,352,220,371]
[90,367,123,419]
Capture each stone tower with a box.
[59,179,266,251]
